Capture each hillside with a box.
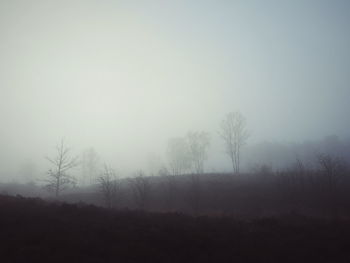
[1,194,350,263]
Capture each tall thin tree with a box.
[45,139,79,197]
[81,147,99,186]
[220,111,249,174]
[129,170,151,210]
[97,164,118,209]
[167,137,192,176]
[186,131,210,174]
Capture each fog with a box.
[1,0,350,182]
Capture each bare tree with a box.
[167,137,192,176]
[129,170,151,210]
[183,131,210,215]
[291,157,306,190]
[186,131,210,174]
[81,147,100,186]
[159,166,177,210]
[45,139,79,198]
[219,111,249,174]
[317,153,346,190]
[317,153,347,218]
[97,165,118,209]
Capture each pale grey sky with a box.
[0,0,349,180]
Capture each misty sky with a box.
[1,0,350,180]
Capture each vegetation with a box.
[1,194,350,263]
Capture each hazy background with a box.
[1,0,349,181]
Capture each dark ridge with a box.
[1,194,350,263]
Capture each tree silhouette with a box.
[81,147,99,186]
[45,139,79,197]
[186,131,210,174]
[167,137,191,176]
[317,153,347,218]
[129,171,151,210]
[220,111,249,174]
[97,165,118,209]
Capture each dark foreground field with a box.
[1,195,350,263]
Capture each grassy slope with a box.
[0,194,350,263]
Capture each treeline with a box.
[3,149,350,219]
[46,153,348,220]
[39,111,248,198]
[7,111,349,219]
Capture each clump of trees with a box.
[37,112,350,219]
[26,130,349,218]
[167,131,211,175]
[42,111,249,200]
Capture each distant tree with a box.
[159,166,177,210]
[317,153,346,190]
[219,111,249,174]
[167,137,192,176]
[97,165,118,209]
[186,131,210,174]
[182,131,210,215]
[289,157,306,190]
[254,163,274,178]
[317,153,347,218]
[129,171,151,210]
[45,139,79,198]
[81,147,100,186]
